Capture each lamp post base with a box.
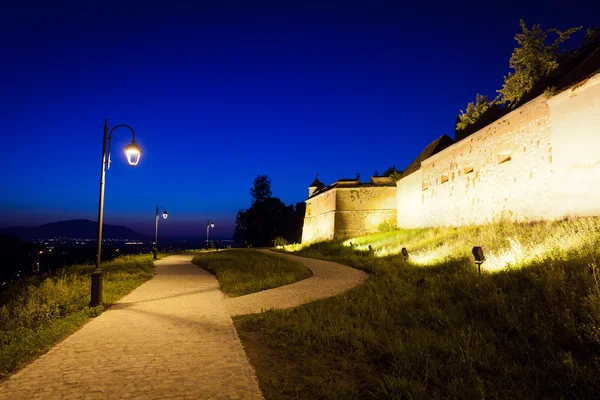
[90,270,103,307]
[153,249,157,259]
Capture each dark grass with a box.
[192,249,311,297]
[0,253,161,378]
[235,218,600,399]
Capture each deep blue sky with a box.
[1,0,597,238]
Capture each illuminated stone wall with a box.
[396,169,423,228]
[396,72,600,228]
[334,187,397,238]
[301,186,396,243]
[418,95,553,226]
[302,73,600,240]
[302,190,336,243]
[549,74,600,218]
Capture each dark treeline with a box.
[234,175,305,247]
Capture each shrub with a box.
[378,219,397,233]
[272,236,289,247]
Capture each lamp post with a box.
[206,220,215,249]
[154,206,168,259]
[90,119,142,307]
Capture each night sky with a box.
[1,0,598,238]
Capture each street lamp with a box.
[206,220,215,249]
[90,119,142,307]
[154,205,168,259]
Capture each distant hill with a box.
[0,219,148,241]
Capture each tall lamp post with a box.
[90,119,142,307]
[154,205,168,259]
[206,220,215,249]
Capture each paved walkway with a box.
[225,249,368,316]
[0,255,263,400]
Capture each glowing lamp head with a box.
[162,210,168,219]
[210,223,215,228]
[472,246,485,263]
[124,141,142,166]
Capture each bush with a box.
[378,219,397,233]
[272,236,289,247]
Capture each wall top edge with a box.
[546,72,600,107]
[307,183,396,200]
[421,95,549,168]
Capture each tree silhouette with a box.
[250,175,272,204]
[234,175,305,247]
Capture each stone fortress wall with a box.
[302,182,396,243]
[400,95,554,227]
[302,72,600,243]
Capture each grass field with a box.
[235,218,600,399]
[192,249,311,297]
[0,253,160,378]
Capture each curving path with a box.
[0,255,263,400]
[224,249,368,316]
[0,251,367,399]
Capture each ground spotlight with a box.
[472,246,485,275]
[401,247,409,261]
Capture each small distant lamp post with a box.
[206,220,215,249]
[154,205,168,259]
[472,246,485,275]
[401,247,409,261]
[91,119,142,307]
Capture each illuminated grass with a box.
[0,254,159,378]
[192,249,311,297]
[237,217,600,399]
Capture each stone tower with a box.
[308,175,325,197]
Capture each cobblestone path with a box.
[225,249,368,316]
[0,255,263,400]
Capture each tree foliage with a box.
[456,20,583,134]
[234,176,305,247]
[497,19,581,107]
[250,174,272,204]
[456,94,491,130]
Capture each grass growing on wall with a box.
[0,254,160,378]
[192,250,311,297]
[235,217,600,399]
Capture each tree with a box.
[234,176,305,247]
[250,175,272,204]
[456,94,492,131]
[497,20,581,107]
[381,165,398,177]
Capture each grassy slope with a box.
[235,218,600,399]
[0,254,160,378]
[192,249,311,297]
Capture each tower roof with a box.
[309,176,324,188]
